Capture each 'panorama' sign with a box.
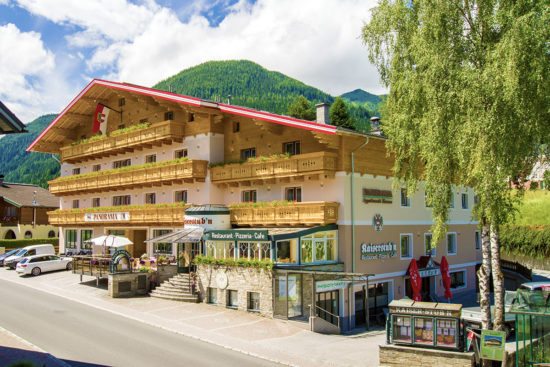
[204,230,269,242]
[361,242,397,260]
[84,212,130,222]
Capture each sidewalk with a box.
[0,270,384,367]
[0,325,68,367]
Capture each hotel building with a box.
[28,79,481,331]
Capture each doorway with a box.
[354,289,366,327]
[406,276,435,302]
[132,230,147,258]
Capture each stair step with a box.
[150,292,199,302]
[152,288,194,296]
[160,283,192,291]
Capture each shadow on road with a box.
[0,345,109,367]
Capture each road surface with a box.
[0,279,280,367]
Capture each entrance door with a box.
[354,289,366,327]
[316,290,339,326]
[132,230,147,258]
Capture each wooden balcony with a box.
[48,203,187,226]
[48,159,208,195]
[210,152,337,186]
[229,201,339,226]
[60,120,185,163]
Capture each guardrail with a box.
[501,259,532,281]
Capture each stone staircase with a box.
[150,273,199,302]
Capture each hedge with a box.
[193,255,274,270]
[0,238,59,249]
[500,225,550,259]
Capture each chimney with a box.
[316,103,330,124]
[370,116,381,135]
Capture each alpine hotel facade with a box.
[28,79,481,331]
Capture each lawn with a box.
[513,190,550,226]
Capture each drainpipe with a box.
[350,138,369,273]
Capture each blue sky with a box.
[0,0,383,122]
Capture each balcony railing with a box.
[48,159,208,195]
[229,201,339,226]
[210,152,337,184]
[60,120,185,163]
[48,203,188,226]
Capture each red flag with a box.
[409,259,422,301]
[92,103,110,135]
[440,256,453,300]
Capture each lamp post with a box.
[32,191,38,228]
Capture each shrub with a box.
[194,255,273,270]
[500,225,550,259]
[0,238,59,249]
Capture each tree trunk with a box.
[490,223,505,331]
[479,220,492,331]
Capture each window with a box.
[72,200,79,209]
[241,190,257,203]
[207,287,217,304]
[392,316,412,342]
[285,187,302,202]
[238,242,270,260]
[475,231,481,250]
[113,159,131,169]
[233,121,240,133]
[145,193,156,204]
[247,292,260,312]
[80,230,93,250]
[425,233,435,256]
[188,113,195,122]
[72,168,80,175]
[118,98,125,107]
[400,234,413,259]
[205,241,235,259]
[461,193,469,209]
[24,231,32,239]
[174,149,188,159]
[164,111,174,120]
[449,191,454,208]
[240,147,256,161]
[436,319,457,348]
[175,190,187,203]
[400,188,411,207]
[65,229,77,249]
[276,240,298,263]
[112,195,131,206]
[450,271,466,289]
[48,230,56,238]
[92,198,101,208]
[145,154,156,164]
[283,141,301,156]
[414,317,435,345]
[92,164,101,172]
[227,290,238,308]
[447,233,457,255]
[153,229,172,254]
[300,231,337,264]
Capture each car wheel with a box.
[66,262,73,270]
[31,267,41,276]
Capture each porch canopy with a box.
[145,226,204,243]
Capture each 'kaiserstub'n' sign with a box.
[363,188,393,204]
[361,242,396,260]
[84,212,130,222]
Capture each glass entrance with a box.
[355,289,366,326]
[177,242,201,273]
[316,290,339,326]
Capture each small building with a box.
[0,177,59,240]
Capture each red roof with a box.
[27,79,336,152]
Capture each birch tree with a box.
[362,0,549,335]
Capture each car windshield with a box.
[3,249,19,257]
[14,249,27,256]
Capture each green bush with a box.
[194,255,273,270]
[0,238,59,249]
[500,225,550,259]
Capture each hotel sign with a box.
[419,268,441,278]
[84,212,130,222]
[361,242,396,260]
[204,230,269,241]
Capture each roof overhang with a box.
[27,79,337,153]
[0,101,26,134]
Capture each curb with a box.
[0,325,72,367]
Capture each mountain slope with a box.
[341,88,385,117]
[0,114,59,188]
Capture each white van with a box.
[4,244,55,270]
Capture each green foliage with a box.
[329,97,354,129]
[543,170,550,190]
[0,238,59,249]
[500,225,550,259]
[110,122,151,137]
[287,95,316,120]
[513,190,550,226]
[530,182,539,190]
[52,202,186,214]
[0,114,59,188]
[193,254,273,270]
[363,0,550,242]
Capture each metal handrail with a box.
[312,304,340,328]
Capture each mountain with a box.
[341,88,385,117]
[0,114,59,188]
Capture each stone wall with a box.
[379,345,474,367]
[196,264,273,317]
[155,264,178,284]
[108,272,152,298]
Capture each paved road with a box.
[0,279,280,367]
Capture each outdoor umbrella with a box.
[87,235,133,255]
[440,256,453,301]
[409,259,422,302]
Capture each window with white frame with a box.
[238,242,271,260]
[475,231,481,250]
[300,231,337,264]
[400,234,413,258]
[400,188,411,207]
[461,193,469,209]
[152,229,172,254]
[175,190,187,203]
[174,149,188,159]
[447,233,457,255]
[145,193,156,204]
[113,195,131,206]
[285,187,302,202]
[65,229,77,249]
[92,164,101,172]
[80,230,93,250]
[92,198,100,207]
[72,168,81,175]
[113,159,131,169]
[241,190,257,203]
[206,241,235,259]
[450,270,466,289]
[145,154,156,164]
[240,147,256,160]
[424,233,435,256]
[72,199,79,209]
[247,292,260,311]
[283,141,301,156]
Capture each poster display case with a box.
[387,299,463,351]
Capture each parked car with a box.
[0,248,21,267]
[16,255,72,276]
[518,282,550,291]
[4,244,55,270]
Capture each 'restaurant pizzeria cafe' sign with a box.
[84,212,130,222]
